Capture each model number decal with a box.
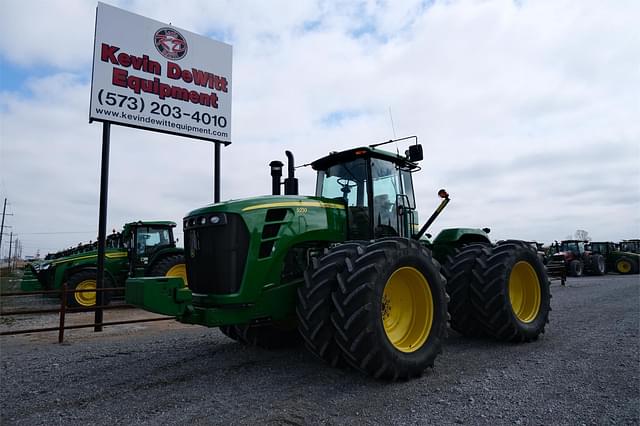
[296,207,308,214]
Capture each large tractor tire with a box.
[331,238,448,381]
[615,257,638,275]
[470,241,551,342]
[231,321,300,349]
[569,260,583,277]
[442,243,490,337]
[590,254,606,275]
[297,243,363,367]
[150,254,188,286]
[66,270,112,308]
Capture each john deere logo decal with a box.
[154,27,187,60]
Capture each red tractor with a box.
[546,240,605,277]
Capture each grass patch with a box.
[1,270,22,292]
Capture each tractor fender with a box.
[430,227,492,262]
[146,248,185,275]
[432,228,491,246]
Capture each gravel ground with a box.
[1,274,638,425]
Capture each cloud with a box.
[1,0,639,257]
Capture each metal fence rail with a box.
[0,284,174,343]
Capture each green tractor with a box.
[126,138,551,380]
[22,221,186,307]
[619,239,640,254]
[589,241,640,275]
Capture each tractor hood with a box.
[184,195,345,221]
[179,194,347,301]
[182,195,347,252]
[551,251,574,261]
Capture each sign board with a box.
[90,2,232,144]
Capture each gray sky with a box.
[1,0,639,258]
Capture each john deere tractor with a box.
[22,221,186,307]
[589,241,639,275]
[126,137,551,380]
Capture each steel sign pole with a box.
[95,122,111,332]
[214,143,221,203]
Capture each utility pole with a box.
[0,198,6,252]
[14,238,20,269]
[7,231,13,272]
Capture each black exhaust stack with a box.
[284,150,299,195]
[269,151,298,196]
[269,160,283,195]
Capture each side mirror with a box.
[407,144,423,162]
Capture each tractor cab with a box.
[312,143,423,240]
[559,240,586,258]
[589,242,616,256]
[122,221,178,274]
[620,239,640,254]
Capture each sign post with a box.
[95,122,110,331]
[89,2,232,329]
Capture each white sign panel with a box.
[90,2,232,144]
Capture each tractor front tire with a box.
[470,241,551,342]
[590,254,606,275]
[297,243,363,367]
[569,260,583,277]
[331,238,448,380]
[66,270,112,308]
[150,255,188,286]
[442,243,489,337]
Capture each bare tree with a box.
[574,229,591,241]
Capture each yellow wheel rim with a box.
[166,263,188,286]
[75,280,97,307]
[617,260,631,273]
[382,266,433,353]
[509,261,541,323]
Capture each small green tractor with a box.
[126,138,551,380]
[589,241,639,275]
[22,221,186,307]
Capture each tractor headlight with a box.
[208,213,226,225]
[42,263,51,270]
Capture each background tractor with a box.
[546,240,605,277]
[589,241,639,275]
[21,221,186,307]
[619,239,640,254]
[126,137,551,381]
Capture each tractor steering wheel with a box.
[337,178,357,200]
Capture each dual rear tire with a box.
[443,241,551,342]
[221,237,551,380]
